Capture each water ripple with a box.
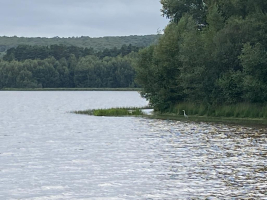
[0,91,266,199]
[136,119,267,199]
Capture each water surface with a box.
[0,91,266,199]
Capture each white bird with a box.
[182,110,188,118]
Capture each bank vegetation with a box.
[135,0,267,121]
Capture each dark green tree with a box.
[161,0,207,23]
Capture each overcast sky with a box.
[1,0,169,38]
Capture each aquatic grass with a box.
[73,106,151,117]
[93,108,128,116]
[74,109,94,115]
[93,108,144,116]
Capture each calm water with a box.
[0,91,266,200]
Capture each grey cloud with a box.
[1,0,168,37]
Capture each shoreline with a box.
[147,113,267,127]
[73,107,267,127]
[0,88,141,91]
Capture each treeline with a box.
[0,44,139,88]
[135,0,267,111]
[3,44,140,61]
[0,34,160,53]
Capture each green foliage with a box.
[206,4,224,32]
[74,54,137,88]
[239,43,267,103]
[216,70,244,104]
[161,0,207,23]
[135,0,267,115]
[3,44,141,62]
[0,44,141,89]
[135,21,186,111]
[0,36,155,89]
[212,0,267,20]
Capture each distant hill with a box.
[0,35,160,53]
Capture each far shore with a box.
[0,88,142,91]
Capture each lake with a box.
[0,91,266,199]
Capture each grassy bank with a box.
[154,102,267,126]
[0,88,141,91]
[167,102,267,119]
[149,113,267,126]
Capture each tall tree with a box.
[161,0,207,23]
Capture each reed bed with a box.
[73,106,150,116]
[169,102,267,119]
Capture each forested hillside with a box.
[0,34,159,89]
[0,35,159,53]
[136,0,267,112]
[0,44,139,88]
